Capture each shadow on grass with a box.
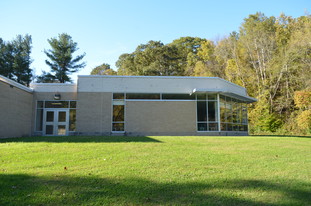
[251,135,311,138]
[0,174,310,206]
[0,136,162,143]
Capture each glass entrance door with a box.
[43,110,69,136]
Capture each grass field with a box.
[0,135,310,206]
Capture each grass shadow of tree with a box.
[0,136,162,143]
[0,174,310,205]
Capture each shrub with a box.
[297,110,311,134]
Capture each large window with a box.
[197,94,218,131]
[112,94,125,132]
[121,93,195,100]
[127,93,160,99]
[162,93,195,100]
[219,95,248,132]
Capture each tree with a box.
[0,35,33,86]
[12,35,33,86]
[116,40,183,76]
[90,63,117,75]
[294,90,311,134]
[36,71,57,83]
[0,38,13,78]
[113,13,311,135]
[170,37,208,75]
[39,33,86,83]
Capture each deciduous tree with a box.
[90,63,117,75]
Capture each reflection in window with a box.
[46,111,54,122]
[113,93,124,99]
[112,100,125,132]
[219,96,248,132]
[58,125,66,135]
[208,123,218,131]
[69,109,76,131]
[220,95,226,123]
[36,109,43,131]
[70,101,77,108]
[208,101,217,122]
[127,93,160,100]
[226,98,233,123]
[37,101,44,108]
[112,123,124,131]
[197,101,207,121]
[113,105,124,121]
[207,94,217,100]
[45,101,69,108]
[197,93,219,131]
[198,123,207,131]
[162,93,195,100]
[46,125,53,135]
[197,93,206,100]
[58,111,66,122]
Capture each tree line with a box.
[101,12,311,135]
[1,12,310,135]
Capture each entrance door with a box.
[43,110,69,136]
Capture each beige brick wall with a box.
[76,92,112,135]
[126,101,197,135]
[0,81,33,138]
[33,92,77,101]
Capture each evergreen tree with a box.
[39,33,86,83]
[12,35,33,86]
[0,35,33,86]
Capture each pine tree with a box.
[39,33,86,83]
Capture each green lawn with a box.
[0,136,310,206]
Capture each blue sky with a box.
[0,0,310,82]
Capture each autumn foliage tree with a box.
[294,91,311,134]
[115,12,311,135]
[90,63,117,75]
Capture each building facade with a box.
[0,75,256,138]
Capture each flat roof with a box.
[25,75,256,103]
[78,75,256,103]
[78,75,246,90]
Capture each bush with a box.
[297,110,311,134]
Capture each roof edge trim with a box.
[78,75,246,90]
[0,75,33,93]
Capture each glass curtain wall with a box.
[196,94,218,131]
[220,95,248,131]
